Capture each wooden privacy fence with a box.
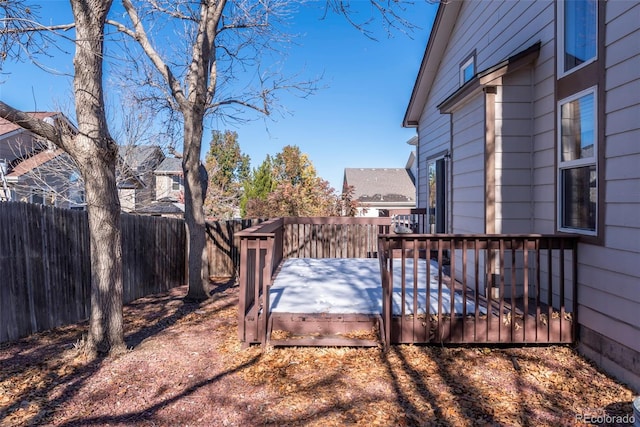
[204,211,426,277]
[282,216,394,258]
[205,219,263,277]
[0,202,186,343]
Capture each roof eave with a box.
[437,41,541,114]
[402,1,463,128]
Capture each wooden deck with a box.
[236,215,578,348]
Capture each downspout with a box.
[446,112,453,234]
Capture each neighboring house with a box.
[133,156,185,218]
[117,145,165,212]
[404,1,639,390]
[343,163,416,217]
[153,157,183,202]
[0,112,84,209]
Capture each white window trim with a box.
[171,175,182,191]
[557,86,598,236]
[557,0,598,78]
[460,56,475,86]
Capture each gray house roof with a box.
[155,157,182,174]
[343,168,415,203]
[135,200,185,216]
[118,145,163,170]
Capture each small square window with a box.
[171,175,182,191]
[460,55,475,86]
[31,189,44,205]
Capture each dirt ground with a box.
[0,278,636,427]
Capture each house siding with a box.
[451,95,485,234]
[156,175,182,201]
[119,189,136,212]
[409,0,639,390]
[0,132,43,163]
[494,70,534,234]
[416,1,555,229]
[574,0,640,387]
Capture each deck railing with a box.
[236,218,284,344]
[236,213,578,346]
[378,234,578,345]
[236,214,426,345]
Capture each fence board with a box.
[206,219,261,277]
[0,202,186,343]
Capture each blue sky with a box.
[0,1,437,191]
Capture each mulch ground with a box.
[0,278,636,427]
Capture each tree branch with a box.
[0,21,76,34]
[112,0,189,109]
[0,101,63,147]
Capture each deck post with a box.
[378,237,391,348]
[237,233,248,342]
[261,236,273,347]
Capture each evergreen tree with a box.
[241,155,275,218]
[204,130,250,219]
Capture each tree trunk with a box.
[81,154,124,355]
[183,109,210,301]
[71,0,124,356]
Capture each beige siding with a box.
[574,0,640,376]
[530,42,557,234]
[494,70,534,233]
[411,0,639,390]
[119,189,136,212]
[416,1,555,232]
[156,175,182,201]
[451,95,485,234]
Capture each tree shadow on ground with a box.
[125,278,235,348]
[53,354,261,427]
[381,346,454,426]
[0,279,233,426]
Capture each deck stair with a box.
[266,313,385,348]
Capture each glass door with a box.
[427,158,446,234]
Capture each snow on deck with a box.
[269,258,484,316]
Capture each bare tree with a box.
[0,0,125,357]
[103,0,427,300]
[106,0,317,300]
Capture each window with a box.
[69,171,85,208]
[30,189,44,205]
[559,0,597,75]
[460,55,475,86]
[558,88,597,234]
[171,175,182,191]
[70,189,85,207]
